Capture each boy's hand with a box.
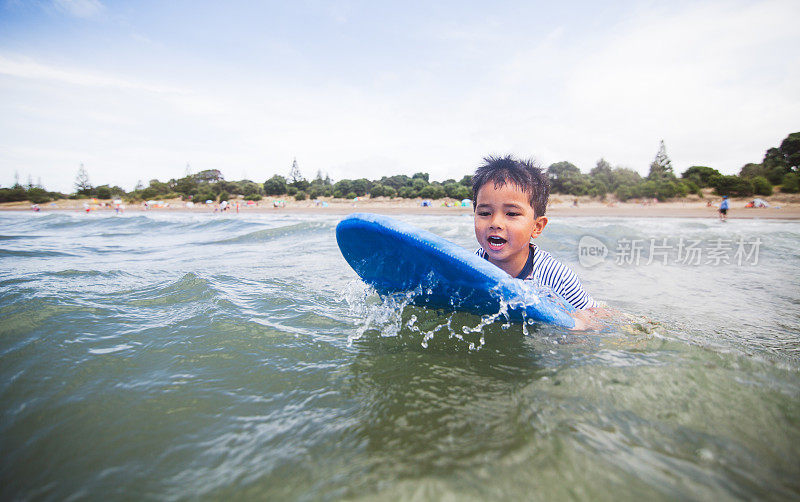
[570,307,615,331]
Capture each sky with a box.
[1,0,798,193]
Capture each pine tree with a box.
[288,158,304,184]
[74,163,92,193]
[648,140,676,180]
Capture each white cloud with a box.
[0,54,177,93]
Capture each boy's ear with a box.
[530,216,548,239]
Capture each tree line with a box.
[2,133,798,204]
[548,132,799,200]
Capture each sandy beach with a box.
[4,194,800,219]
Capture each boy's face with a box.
[474,181,548,276]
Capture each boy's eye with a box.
[506,212,520,217]
[477,211,491,216]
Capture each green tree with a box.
[238,180,263,198]
[287,158,309,190]
[0,186,28,202]
[95,185,112,199]
[610,167,642,191]
[454,186,471,200]
[738,163,764,179]
[589,159,614,189]
[109,186,126,197]
[398,186,416,198]
[263,175,288,195]
[781,172,799,193]
[412,178,427,191]
[547,161,586,194]
[196,191,215,203]
[615,185,634,201]
[639,180,657,198]
[412,172,429,183]
[294,190,307,201]
[26,187,51,204]
[654,180,678,200]
[334,179,353,197]
[288,158,302,183]
[714,175,753,196]
[350,178,370,197]
[312,169,332,187]
[195,169,224,184]
[74,163,93,195]
[419,184,445,199]
[589,180,608,198]
[370,185,390,197]
[682,166,721,187]
[139,187,158,200]
[443,182,461,198]
[147,179,171,196]
[547,161,580,181]
[378,175,411,190]
[679,179,701,196]
[761,147,788,184]
[780,132,800,170]
[751,176,773,196]
[648,140,676,180]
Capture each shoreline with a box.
[3,197,800,219]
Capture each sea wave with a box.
[203,221,333,245]
[0,248,76,258]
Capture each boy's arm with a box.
[545,260,614,330]
[549,263,595,311]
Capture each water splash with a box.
[342,278,580,351]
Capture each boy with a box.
[472,155,597,311]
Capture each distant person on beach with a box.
[472,156,597,316]
[719,195,729,221]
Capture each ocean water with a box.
[1,210,798,501]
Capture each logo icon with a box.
[578,236,608,267]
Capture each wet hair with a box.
[472,155,549,217]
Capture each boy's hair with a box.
[472,155,550,217]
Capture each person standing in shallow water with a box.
[719,195,730,221]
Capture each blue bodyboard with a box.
[336,213,575,328]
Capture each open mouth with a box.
[487,236,507,250]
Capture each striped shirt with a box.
[476,244,597,310]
